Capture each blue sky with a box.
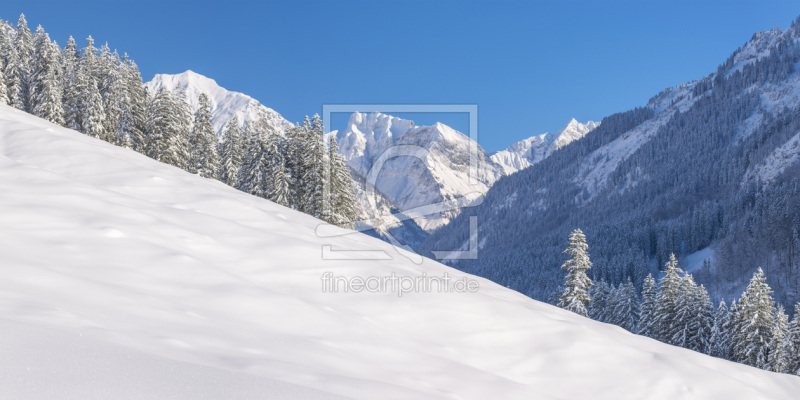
[6,0,800,151]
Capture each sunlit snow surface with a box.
[1,105,799,399]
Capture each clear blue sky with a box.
[5,0,800,151]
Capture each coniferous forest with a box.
[0,14,357,228]
[558,229,800,375]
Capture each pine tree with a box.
[557,229,593,317]
[654,253,684,344]
[709,300,731,359]
[0,59,8,105]
[638,273,658,337]
[61,36,81,131]
[189,93,219,178]
[123,57,148,152]
[588,279,611,322]
[328,136,357,228]
[786,303,800,375]
[612,277,639,332]
[15,14,33,112]
[265,133,291,206]
[219,116,243,186]
[30,26,63,125]
[145,86,173,162]
[237,133,269,197]
[769,305,789,373]
[166,88,192,170]
[81,76,105,138]
[4,27,23,109]
[298,115,325,217]
[732,268,776,369]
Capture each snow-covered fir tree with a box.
[709,300,731,359]
[327,136,357,228]
[15,14,33,112]
[167,88,191,170]
[218,116,244,187]
[732,268,776,369]
[30,25,63,125]
[611,278,639,332]
[557,229,593,317]
[237,133,270,197]
[769,305,790,373]
[298,115,326,218]
[122,57,148,152]
[638,273,658,337]
[588,279,611,322]
[144,86,173,162]
[188,93,219,178]
[61,36,81,131]
[81,76,105,138]
[3,24,23,109]
[654,254,684,344]
[787,303,800,375]
[265,133,291,207]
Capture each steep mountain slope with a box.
[491,119,600,174]
[3,105,800,399]
[421,21,800,306]
[330,111,504,232]
[146,70,293,136]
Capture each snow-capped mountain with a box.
[330,111,505,232]
[3,103,800,399]
[146,70,293,136]
[491,119,600,174]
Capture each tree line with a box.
[560,228,800,375]
[0,14,356,227]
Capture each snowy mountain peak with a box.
[333,111,503,232]
[146,70,293,136]
[491,118,599,174]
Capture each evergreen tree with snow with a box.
[654,253,683,344]
[81,76,105,138]
[218,116,244,187]
[588,279,611,322]
[731,268,776,369]
[61,36,81,131]
[144,86,173,162]
[123,57,148,152]
[786,303,800,375]
[327,136,357,228]
[30,26,63,125]
[167,88,192,170]
[0,59,8,105]
[557,229,593,317]
[298,115,326,218]
[709,300,731,359]
[611,277,639,332]
[638,273,658,337]
[265,133,291,207]
[237,133,269,197]
[4,27,23,109]
[189,93,219,178]
[769,305,789,373]
[15,14,33,111]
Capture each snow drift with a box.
[0,104,799,399]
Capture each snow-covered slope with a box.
[146,70,293,136]
[1,105,800,399]
[331,112,504,232]
[491,119,599,174]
